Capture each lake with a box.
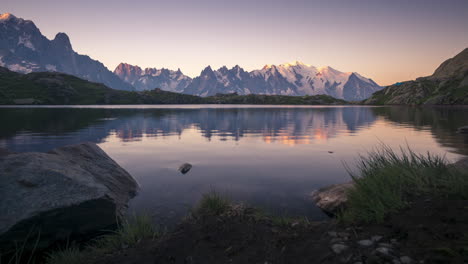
[1,105,467,225]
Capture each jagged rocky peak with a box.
[52,32,72,50]
[114,63,143,81]
[0,12,36,30]
[217,66,229,74]
[232,65,244,73]
[201,65,214,75]
[113,62,192,92]
[0,13,16,21]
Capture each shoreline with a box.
[2,148,467,264]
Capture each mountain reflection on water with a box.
[0,105,467,224]
[0,107,378,150]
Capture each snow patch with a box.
[18,34,35,50]
[8,63,33,73]
[45,64,57,71]
[353,72,374,84]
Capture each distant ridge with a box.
[364,48,468,105]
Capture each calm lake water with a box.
[1,105,467,225]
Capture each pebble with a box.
[338,232,350,238]
[328,231,338,237]
[339,254,352,263]
[330,238,343,244]
[375,247,392,256]
[378,242,393,248]
[400,256,412,264]
[331,244,349,254]
[371,235,383,242]
[357,239,374,247]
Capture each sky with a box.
[2,0,468,85]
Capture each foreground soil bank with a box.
[93,197,468,264]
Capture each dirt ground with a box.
[94,196,468,264]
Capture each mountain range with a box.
[0,66,346,105]
[0,13,382,101]
[114,62,382,101]
[114,63,191,93]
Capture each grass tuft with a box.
[195,191,231,216]
[45,214,160,264]
[45,246,85,264]
[92,214,159,252]
[340,145,468,224]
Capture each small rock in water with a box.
[357,239,374,247]
[328,151,334,154]
[371,235,383,242]
[178,163,192,174]
[331,244,348,254]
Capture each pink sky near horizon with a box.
[2,0,468,86]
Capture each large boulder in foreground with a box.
[0,143,139,250]
[311,182,354,216]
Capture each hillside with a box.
[364,48,468,105]
[0,67,347,105]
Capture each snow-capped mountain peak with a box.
[279,61,311,68]
[181,62,382,100]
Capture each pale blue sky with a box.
[2,0,468,85]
